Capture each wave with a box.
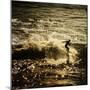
[12,39,80,65]
[12,2,87,65]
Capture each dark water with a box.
[12,1,87,90]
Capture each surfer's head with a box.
[68,39,71,42]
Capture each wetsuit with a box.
[65,40,71,52]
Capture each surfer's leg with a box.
[66,47,70,64]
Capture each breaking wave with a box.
[12,38,78,65]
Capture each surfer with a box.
[65,40,71,64]
[65,39,71,52]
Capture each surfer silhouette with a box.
[65,39,71,52]
[64,40,71,64]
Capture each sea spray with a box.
[12,37,78,65]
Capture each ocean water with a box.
[12,1,87,89]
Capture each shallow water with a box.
[12,58,87,89]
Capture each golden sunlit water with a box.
[12,1,87,90]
